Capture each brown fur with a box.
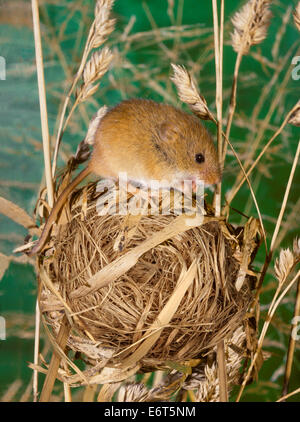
[91,99,220,185]
[28,99,221,256]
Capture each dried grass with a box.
[37,182,257,380]
[231,0,272,55]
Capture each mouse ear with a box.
[158,121,180,142]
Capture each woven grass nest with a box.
[38,178,260,385]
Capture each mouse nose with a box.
[203,167,222,185]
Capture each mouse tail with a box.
[28,166,91,256]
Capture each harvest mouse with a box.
[28,98,221,256]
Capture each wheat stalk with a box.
[212,0,224,220]
[31,0,56,402]
[33,300,40,402]
[278,387,300,402]
[31,0,54,207]
[211,0,227,401]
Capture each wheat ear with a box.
[170,63,215,121]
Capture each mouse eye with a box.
[195,153,205,164]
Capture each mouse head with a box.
[154,113,221,188]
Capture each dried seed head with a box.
[91,19,116,49]
[95,0,115,23]
[79,48,113,102]
[183,326,246,402]
[274,248,295,285]
[83,47,113,85]
[79,83,100,102]
[170,63,213,121]
[117,383,149,402]
[84,106,108,146]
[288,100,300,127]
[294,2,300,32]
[92,0,116,49]
[231,0,272,55]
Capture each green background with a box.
[0,0,299,401]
